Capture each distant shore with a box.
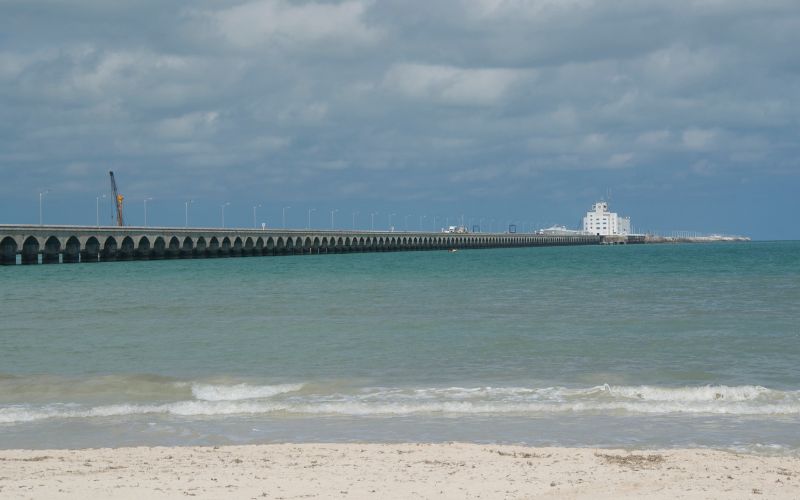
[1,443,797,499]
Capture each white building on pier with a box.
[582,201,631,236]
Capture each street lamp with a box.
[96,194,106,227]
[185,200,194,228]
[253,204,262,228]
[389,212,396,231]
[39,190,49,226]
[370,212,379,231]
[307,208,316,229]
[432,215,438,232]
[282,206,291,228]
[419,215,426,231]
[352,211,359,230]
[143,197,153,227]
[330,208,338,229]
[221,202,230,228]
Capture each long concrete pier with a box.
[0,224,616,265]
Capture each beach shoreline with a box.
[1,442,798,499]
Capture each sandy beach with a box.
[1,443,798,499]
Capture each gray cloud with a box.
[0,0,798,237]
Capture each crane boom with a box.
[109,171,125,227]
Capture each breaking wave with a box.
[2,382,800,424]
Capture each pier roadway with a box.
[0,225,602,265]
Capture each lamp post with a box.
[282,206,291,229]
[96,194,106,227]
[307,208,316,229]
[330,209,338,229]
[143,197,153,227]
[388,212,396,231]
[39,190,49,226]
[370,212,378,231]
[352,211,359,230]
[185,200,193,228]
[432,215,438,232]
[253,204,261,228]
[419,215,426,231]
[221,202,230,228]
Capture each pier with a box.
[0,225,613,265]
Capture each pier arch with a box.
[42,236,61,264]
[63,236,81,263]
[180,236,193,258]
[151,236,166,259]
[21,236,40,264]
[165,237,179,258]
[136,236,151,259]
[101,236,117,261]
[208,237,220,257]
[194,237,206,257]
[221,237,232,256]
[232,237,243,256]
[81,236,100,263]
[1,236,18,265]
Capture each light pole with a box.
[352,211,359,230]
[419,215,427,231]
[432,215,438,232]
[143,197,153,227]
[39,190,49,226]
[221,202,230,228]
[389,212,396,231]
[185,200,193,228]
[307,208,316,229]
[96,194,106,227]
[282,206,291,229]
[253,204,261,228]
[330,208,338,229]
[370,212,378,231]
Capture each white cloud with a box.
[607,152,634,168]
[210,0,380,49]
[637,130,671,145]
[155,111,220,139]
[383,63,529,105]
[682,128,717,150]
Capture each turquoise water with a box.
[1,242,799,452]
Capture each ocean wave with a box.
[191,383,304,401]
[2,384,799,424]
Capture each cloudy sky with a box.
[1,0,798,238]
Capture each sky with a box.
[1,0,798,239]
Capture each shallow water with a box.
[1,242,798,452]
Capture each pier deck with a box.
[0,225,611,265]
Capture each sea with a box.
[1,241,798,453]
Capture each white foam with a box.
[598,384,777,402]
[190,383,303,401]
[2,384,799,424]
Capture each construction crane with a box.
[109,171,125,227]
